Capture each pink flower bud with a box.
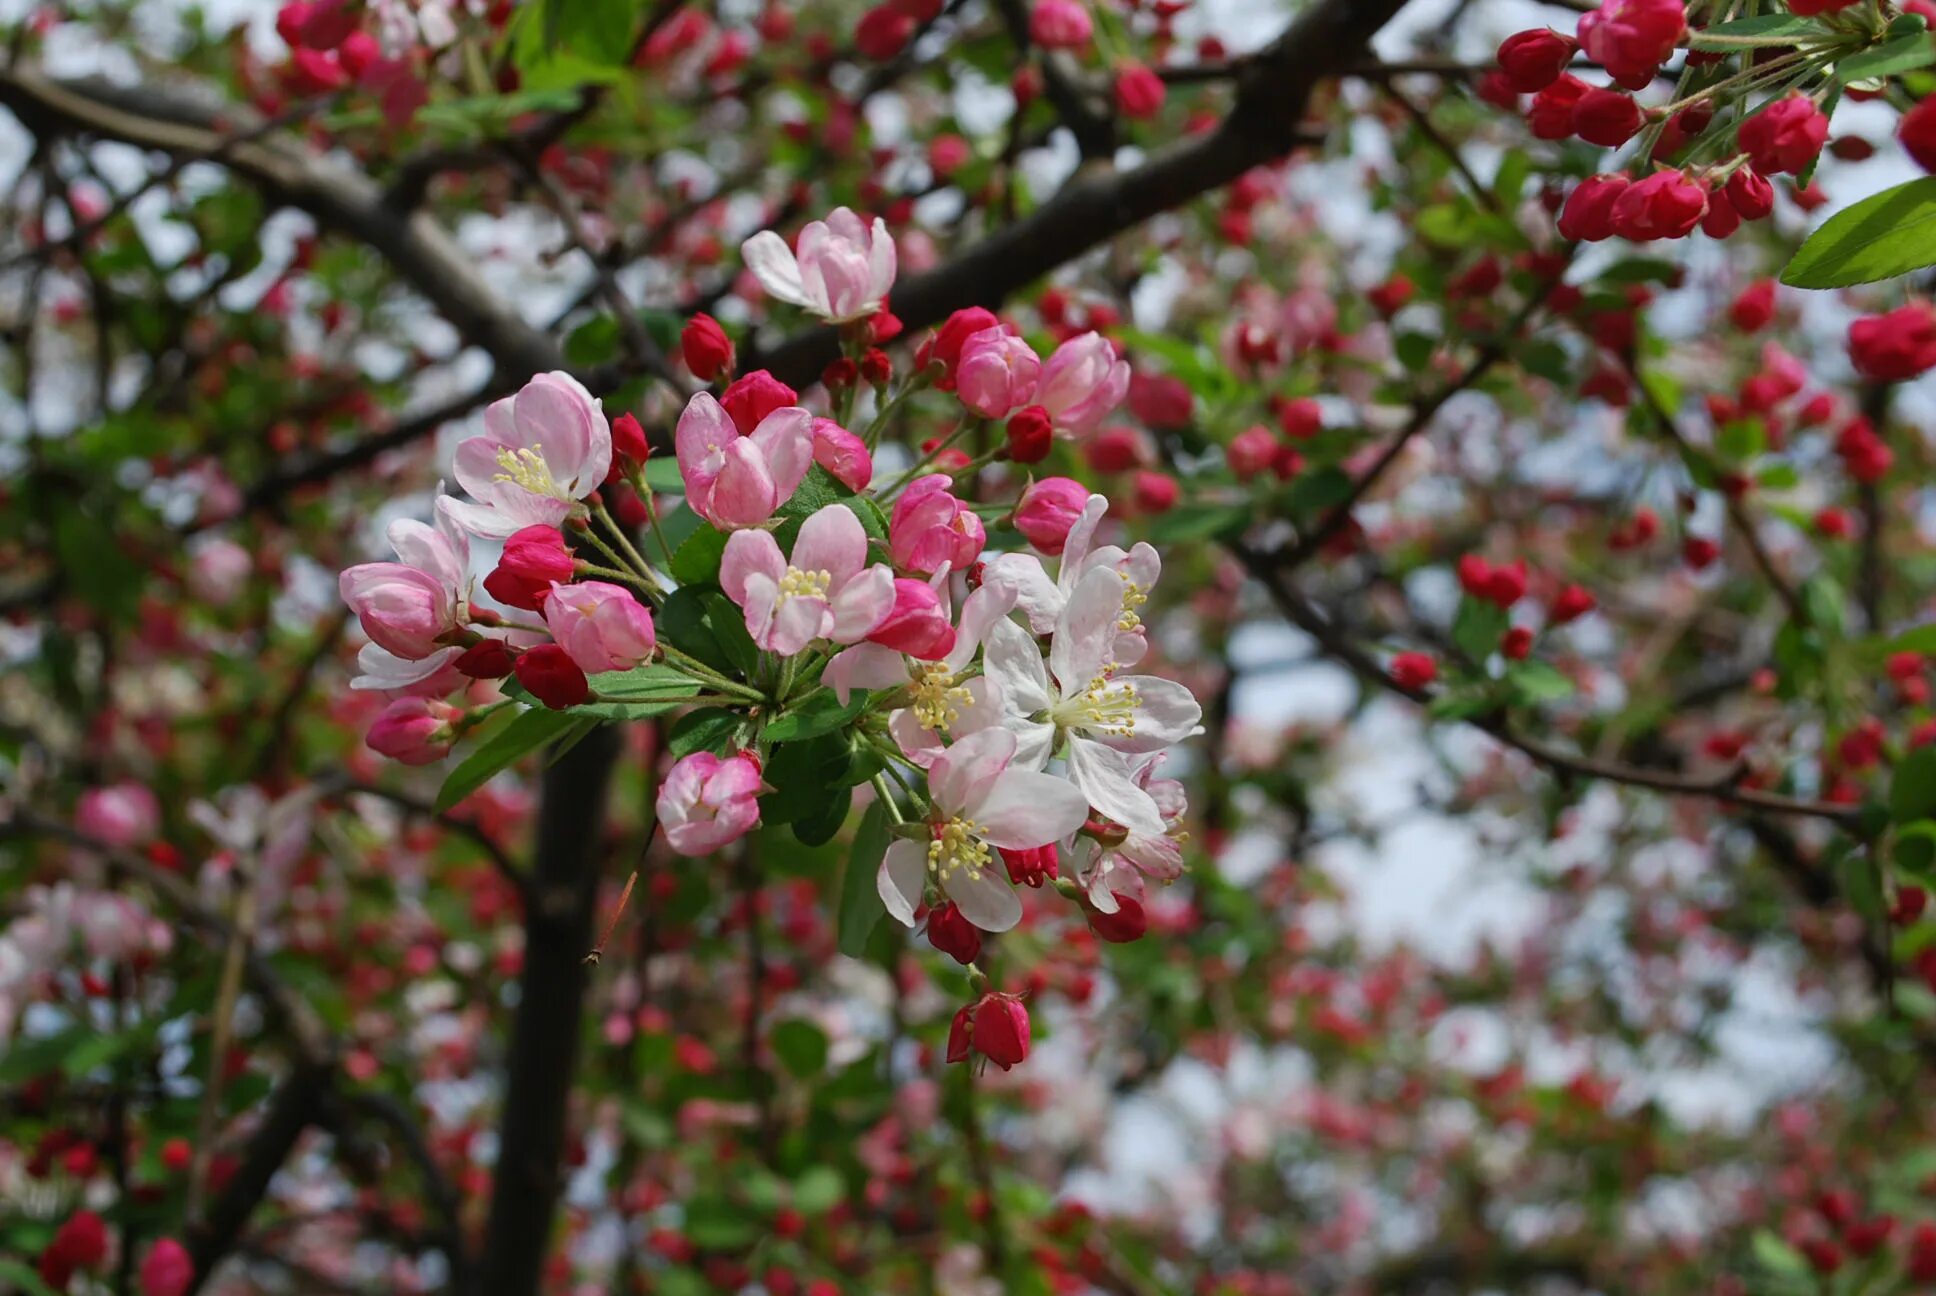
[659,751,763,856]
[515,643,591,709]
[867,578,957,660]
[543,581,657,675]
[889,475,985,576]
[1738,94,1828,177]
[139,1238,194,1296]
[719,370,799,434]
[76,783,160,847]
[969,992,1031,1069]
[1114,61,1166,119]
[954,327,1041,419]
[1012,477,1090,556]
[680,312,735,381]
[484,524,575,612]
[1029,0,1092,50]
[927,902,983,964]
[186,538,252,605]
[917,307,1000,387]
[1849,304,1936,382]
[811,418,874,491]
[1228,425,1278,476]
[1496,29,1576,94]
[366,698,460,766]
[1035,331,1130,437]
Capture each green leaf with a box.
[794,1165,845,1215]
[1781,177,1936,289]
[1845,852,1886,924]
[837,799,891,958]
[764,689,868,744]
[668,707,742,757]
[670,523,728,586]
[1893,746,1936,824]
[593,663,703,701]
[1835,33,1936,84]
[702,593,760,676]
[1897,820,1936,880]
[1888,624,1936,657]
[769,1019,830,1077]
[1147,503,1249,544]
[792,785,854,847]
[436,707,583,811]
[1508,660,1574,704]
[1688,15,1811,48]
[643,457,685,493]
[0,1259,59,1296]
[1451,598,1509,663]
[1751,1230,1809,1276]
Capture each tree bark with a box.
[477,725,621,1296]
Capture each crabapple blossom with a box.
[338,503,470,661]
[659,751,763,855]
[719,504,894,655]
[1034,331,1130,437]
[445,371,610,538]
[76,783,160,846]
[741,207,896,323]
[675,389,814,530]
[543,582,658,674]
[953,326,1041,418]
[888,475,985,576]
[366,697,461,765]
[877,727,1089,933]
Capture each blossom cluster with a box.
[339,209,1203,1070]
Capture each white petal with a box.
[1049,566,1127,690]
[970,769,1091,849]
[1108,676,1204,753]
[741,231,813,308]
[877,839,927,928]
[824,643,909,703]
[1067,737,1166,837]
[983,553,1063,635]
[983,618,1054,716]
[943,864,1022,934]
[929,727,1015,816]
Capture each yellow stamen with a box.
[776,567,831,604]
[1054,676,1140,738]
[909,661,972,732]
[927,816,993,882]
[1117,579,1148,634]
[492,446,569,500]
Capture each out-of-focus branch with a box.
[0,67,565,379]
[750,0,1410,387]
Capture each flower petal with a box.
[970,769,1091,849]
[829,564,895,642]
[943,863,1022,934]
[878,838,927,928]
[929,726,1015,816]
[793,502,867,585]
[1049,565,1126,692]
[1067,736,1166,837]
[720,529,787,607]
[741,231,813,308]
[1108,676,1204,753]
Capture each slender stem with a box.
[590,497,660,585]
[880,419,981,501]
[660,645,766,701]
[871,772,907,823]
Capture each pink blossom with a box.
[675,390,814,530]
[811,418,874,491]
[446,371,610,538]
[1034,331,1129,437]
[719,504,894,655]
[876,727,1090,933]
[867,577,958,661]
[741,207,896,323]
[1012,477,1091,556]
[1030,0,1092,49]
[954,326,1041,419]
[186,539,252,605]
[889,475,985,576]
[659,752,764,855]
[338,505,470,661]
[542,581,658,674]
[366,698,461,765]
[76,783,160,847]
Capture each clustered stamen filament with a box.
[1055,676,1140,738]
[776,566,832,605]
[493,446,568,499]
[910,661,972,731]
[928,816,992,882]
[1118,580,1148,634]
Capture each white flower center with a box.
[928,816,992,882]
[1052,676,1140,738]
[776,566,831,605]
[910,661,972,732]
[493,446,570,500]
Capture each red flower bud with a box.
[926,902,983,965]
[1496,29,1577,94]
[515,642,591,709]
[680,312,735,382]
